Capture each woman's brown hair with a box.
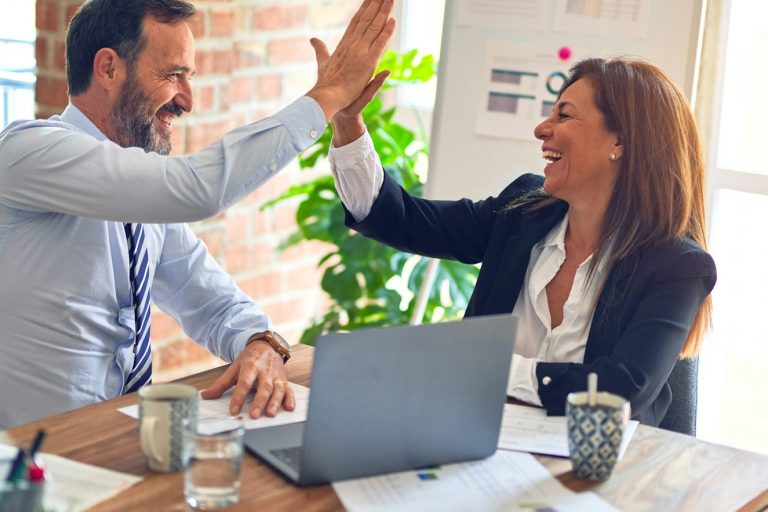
[514,57,711,357]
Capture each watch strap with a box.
[247,330,291,363]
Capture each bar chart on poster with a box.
[426,0,704,200]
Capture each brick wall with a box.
[35,0,365,381]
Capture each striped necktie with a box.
[123,222,153,393]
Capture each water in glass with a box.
[184,425,244,510]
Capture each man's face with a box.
[110,16,195,154]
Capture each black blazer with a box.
[347,173,717,426]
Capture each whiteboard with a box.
[426,0,704,200]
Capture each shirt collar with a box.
[59,103,109,141]
[535,212,612,275]
[537,212,569,252]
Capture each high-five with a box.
[307,0,396,121]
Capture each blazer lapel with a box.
[481,232,539,314]
[469,202,568,316]
[583,252,641,362]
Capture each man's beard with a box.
[111,75,182,155]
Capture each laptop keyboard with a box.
[270,446,303,472]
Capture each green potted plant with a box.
[261,50,479,344]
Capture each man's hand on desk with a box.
[200,339,296,419]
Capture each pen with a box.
[28,429,46,460]
[4,448,27,483]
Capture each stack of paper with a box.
[332,450,620,512]
[0,443,142,512]
[118,384,310,434]
[499,404,639,458]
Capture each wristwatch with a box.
[248,330,291,363]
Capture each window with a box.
[0,0,36,128]
[394,0,446,181]
[398,0,445,112]
[698,0,768,454]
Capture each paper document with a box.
[499,404,639,458]
[475,42,576,142]
[458,0,549,31]
[119,383,310,434]
[553,0,651,38]
[332,450,620,512]
[1,443,142,512]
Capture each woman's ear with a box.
[611,134,623,161]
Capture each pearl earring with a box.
[610,153,617,161]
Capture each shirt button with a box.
[542,376,552,386]
[269,163,277,172]
[309,129,318,138]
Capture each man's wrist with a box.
[306,86,343,122]
[246,331,291,363]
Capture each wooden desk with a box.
[6,344,768,511]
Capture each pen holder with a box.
[0,480,45,512]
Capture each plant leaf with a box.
[262,49,474,342]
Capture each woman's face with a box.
[533,78,622,204]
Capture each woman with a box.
[326,57,716,427]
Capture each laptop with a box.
[243,314,516,486]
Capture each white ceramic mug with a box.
[138,384,198,472]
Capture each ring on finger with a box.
[273,379,286,386]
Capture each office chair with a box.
[658,358,699,436]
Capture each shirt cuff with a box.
[328,129,383,222]
[273,95,327,150]
[329,129,374,166]
[228,327,273,362]
[507,354,543,406]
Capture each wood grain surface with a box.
[6,344,768,511]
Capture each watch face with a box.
[271,331,290,349]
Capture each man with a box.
[0,0,394,428]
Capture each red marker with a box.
[558,46,572,61]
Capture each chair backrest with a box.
[658,358,699,436]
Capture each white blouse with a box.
[329,130,607,406]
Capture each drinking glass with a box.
[182,419,244,510]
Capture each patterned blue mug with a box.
[566,391,630,480]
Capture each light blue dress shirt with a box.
[0,97,325,428]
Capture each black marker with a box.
[28,429,46,460]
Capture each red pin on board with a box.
[558,46,572,61]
